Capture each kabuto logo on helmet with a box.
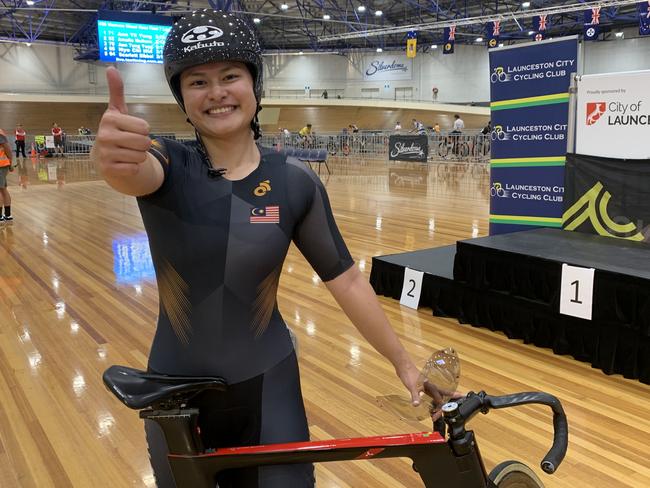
[181,25,224,44]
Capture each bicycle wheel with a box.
[489,461,545,488]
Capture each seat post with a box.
[141,408,204,455]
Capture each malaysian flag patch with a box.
[250,206,280,224]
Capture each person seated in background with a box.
[298,124,314,147]
[481,120,492,135]
[298,124,313,139]
[394,121,402,132]
[321,89,328,99]
[411,118,426,135]
[349,124,359,133]
[433,122,441,134]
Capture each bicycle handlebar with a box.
[453,391,568,475]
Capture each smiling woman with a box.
[179,62,258,145]
[90,7,426,488]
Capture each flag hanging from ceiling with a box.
[583,7,602,41]
[406,30,417,58]
[532,14,549,40]
[487,20,500,48]
[639,2,650,36]
[443,25,455,54]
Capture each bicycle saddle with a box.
[103,365,227,410]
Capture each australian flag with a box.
[487,21,500,48]
[583,7,601,41]
[640,1,650,36]
[443,26,455,54]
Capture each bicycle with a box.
[438,134,470,159]
[103,365,568,488]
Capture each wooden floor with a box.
[0,155,648,488]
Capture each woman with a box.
[92,10,424,488]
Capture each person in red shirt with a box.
[51,123,65,157]
[15,124,26,162]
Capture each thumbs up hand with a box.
[94,67,152,178]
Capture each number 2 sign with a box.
[400,268,424,310]
[559,263,595,320]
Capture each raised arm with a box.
[91,67,164,196]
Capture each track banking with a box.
[505,59,575,81]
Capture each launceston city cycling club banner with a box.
[488,36,578,235]
[576,70,650,159]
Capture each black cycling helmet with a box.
[163,9,263,136]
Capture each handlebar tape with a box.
[485,392,568,474]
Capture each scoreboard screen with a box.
[97,11,172,64]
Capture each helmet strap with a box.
[251,105,262,140]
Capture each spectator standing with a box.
[450,115,465,156]
[0,129,14,222]
[15,124,27,162]
[52,123,65,157]
[452,114,465,133]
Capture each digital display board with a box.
[97,11,173,64]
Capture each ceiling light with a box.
[615,31,624,38]
[357,5,366,12]
[253,17,261,24]
[280,3,289,10]
[475,37,483,42]
[376,47,382,52]
[26,0,35,5]
[25,42,32,47]
[528,30,535,35]
[298,51,304,55]
[375,10,383,16]
[522,2,531,7]
[431,44,438,49]
[323,14,330,20]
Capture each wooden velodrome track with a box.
[0,154,649,488]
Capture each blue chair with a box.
[281,148,331,175]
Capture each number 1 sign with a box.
[400,268,424,310]
[559,263,595,320]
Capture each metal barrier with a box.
[260,131,491,163]
[13,132,490,163]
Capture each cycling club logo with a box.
[490,182,509,198]
[586,102,606,125]
[490,125,510,141]
[254,180,272,196]
[490,67,511,83]
[181,26,224,43]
